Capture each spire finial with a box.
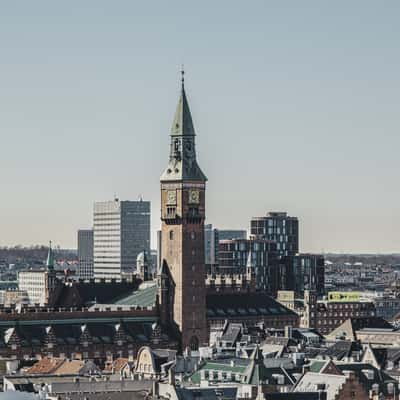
[49,240,52,249]
[181,65,185,88]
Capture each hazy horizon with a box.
[1,1,399,253]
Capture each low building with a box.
[304,360,398,400]
[206,292,299,331]
[309,295,377,335]
[325,317,395,343]
[134,346,176,379]
[186,346,301,395]
[294,370,368,400]
[3,373,152,400]
[1,289,29,306]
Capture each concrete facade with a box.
[93,199,150,279]
[78,229,94,280]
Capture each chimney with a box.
[168,367,175,385]
[284,325,292,339]
[302,365,310,374]
[153,381,159,398]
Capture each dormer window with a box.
[188,207,199,217]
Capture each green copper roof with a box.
[171,84,195,137]
[188,360,247,384]
[113,282,157,307]
[309,360,326,373]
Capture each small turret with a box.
[137,250,150,281]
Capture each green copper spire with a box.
[46,241,54,270]
[160,71,207,182]
[170,69,195,137]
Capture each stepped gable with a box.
[336,363,397,398]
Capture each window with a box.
[191,232,196,240]
[188,207,199,217]
[167,206,176,217]
[169,230,174,240]
[189,336,199,351]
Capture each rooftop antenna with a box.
[138,194,143,201]
[114,192,119,202]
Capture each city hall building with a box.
[0,75,298,362]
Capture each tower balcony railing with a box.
[162,210,181,224]
[185,208,203,224]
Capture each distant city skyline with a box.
[1,1,399,253]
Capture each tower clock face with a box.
[188,189,200,204]
[167,190,177,205]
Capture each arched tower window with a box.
[189,336,199,351]
[169,230,174,240]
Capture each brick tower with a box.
[160,71,207,350]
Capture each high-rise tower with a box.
[93,199,150,279]
[160,72,207,350]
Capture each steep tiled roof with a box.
[387,347,400,362]
[54,360,85,375]
[323,340,362,360]
[27,358,98,376]
[104,358,129,373]
[27,357,65,374]
[220,323,242,344]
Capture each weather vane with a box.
[181,65,185,87]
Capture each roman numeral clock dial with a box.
[189,189,200,204]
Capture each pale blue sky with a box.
[0,1,399,252]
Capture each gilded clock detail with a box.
[188,189,200,204]
[167,190,177,205]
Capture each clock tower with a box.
[160,72,207,350]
